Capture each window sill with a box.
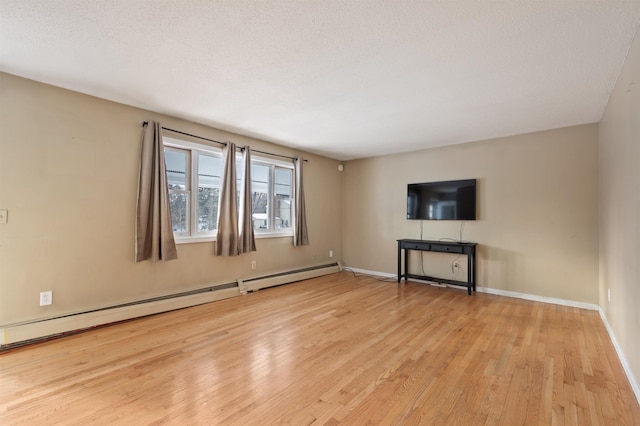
[255,231,294,239]
[174,235,215,245]
[174,231,293,245]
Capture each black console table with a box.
[397,239,478,295]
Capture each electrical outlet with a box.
[453,261,460,268]
[329,250,334,258]
[251,261,256,270]
[40,291,52,306]
[0,209,7,224]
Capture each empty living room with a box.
[1,1,639,424]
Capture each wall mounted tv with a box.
[407,179,476,220]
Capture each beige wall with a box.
[0,73,343,326]
[343,124,599,303]
[599,30,640,393]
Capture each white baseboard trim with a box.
[475,287,599,311]
[599,308,640,405]
[342,266,396,279]
[342,267,599,310]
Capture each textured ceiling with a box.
[1,1,639,160]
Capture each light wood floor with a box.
[1,272,638,425]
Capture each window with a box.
[165,148,190,233]
[165,142,223,241]
[251,160,293,234]
[163,137,293,243]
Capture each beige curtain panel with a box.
[294,156,309,246]
[135,121,178,262]
[238,147,257,253]
[216,142,240,256]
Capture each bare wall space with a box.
[598,27,640,398]
[342,124,599,304]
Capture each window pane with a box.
[274,167,292,197]
[198,154,221,232]
[251,164,270,230]
[236,157,244,208]
[169,192,189,232]
[251,163,269,189]
[236,157,244,184]
[198,154,221,188]
[197,188,218,231]
[165,149,188,190]
[275,196,292,229]
[274,167,292,229]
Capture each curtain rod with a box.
[141,121,307,162]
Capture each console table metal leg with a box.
[471,249,476,293]
[403,249,408,282]
[467,254,473,295]
[397,245,401,283]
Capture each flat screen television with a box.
[407,179,476,220]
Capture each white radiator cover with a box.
[243,264,340,292]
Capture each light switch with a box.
[0,210,7,224]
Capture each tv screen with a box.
[407,179,476,220]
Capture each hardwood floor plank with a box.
[1,272,639,425]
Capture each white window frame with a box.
[164,137,222,244]
[165,145,192,239]
[251,155,295,239]
[163,137,295,243]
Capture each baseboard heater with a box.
[0,263,339,350]
[238,263,340,293]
